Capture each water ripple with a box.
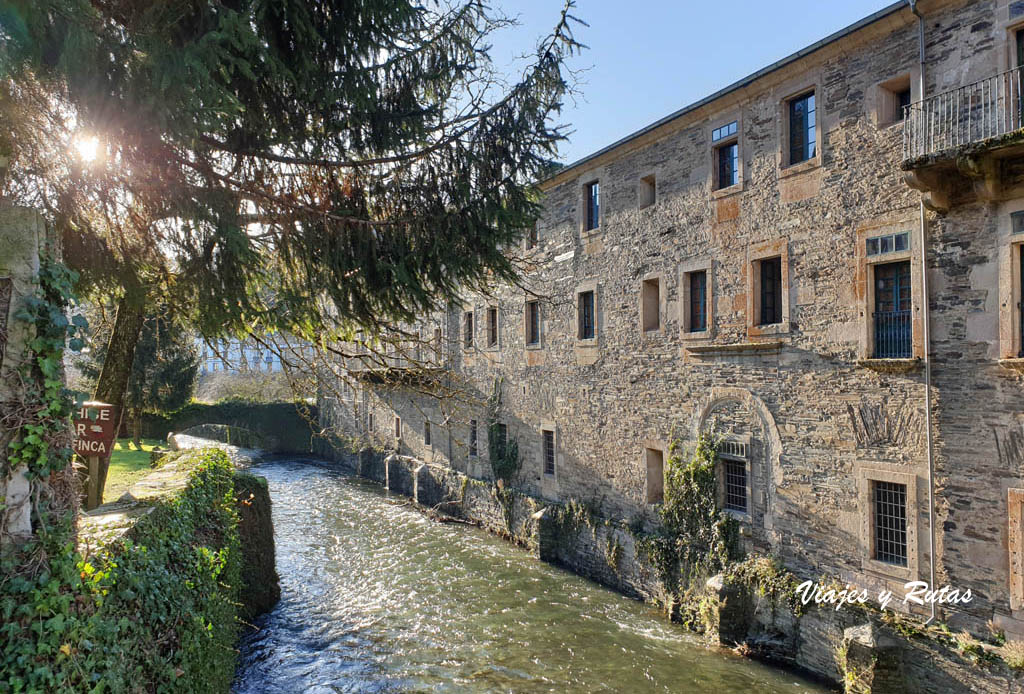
[233,461,827,694]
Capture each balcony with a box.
[873,310,912,360]
[902,67,1024,212]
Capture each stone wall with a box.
[0,206,49,544]
[322,0,1024,644]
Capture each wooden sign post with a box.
[73,401,116,510]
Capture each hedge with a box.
[142,399,317,453]
[0,449,242,693]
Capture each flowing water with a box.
[233,460,830,694]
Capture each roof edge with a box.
[540,0,909,189]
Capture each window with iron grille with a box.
[526,300,540,345]
[689,270,707,332]
[716,142,739,189]
[424,421,431,447]
[585,181,600,231]
[578,290,596,339]
[788,92,816,165]
[487,306,498,347]
[723,458,748,513]
[543,430,555,476]
[759,257,782,326]
[469,419,478,457]
[463,311,474,348]
[873,481,908,566]
[873,261,911,358]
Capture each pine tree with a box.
[1,0,582,497]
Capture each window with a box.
[394,416,402,440]
[526,300,540,346]
[463,311,474,348]
[712,120,738,143]
[578,290,596,339]
[433,327,443,358]
[639,174,656,208]
[873,261,912,358]
[368,413,374,432]
[424,420,431,447]
[585,181,600,231]
[527,223,538,249]
[758,257,783,326]
[723,458,748,513]
[469,419,478,457]
[873,481,908,567]
[641,278,660,332]
[487,306,498,347]
[689,270,707,333]
[716,142,739,189]
[866,231,909,256]
[543,430,555,476]
[896,88,912,120]
[788,92,816,165]
[645,449,664,504]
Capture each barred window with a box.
[578,290,596,339]
[543,430,555,476]
[873,481,908,566]
[723,458,748,513]
[759,257,782,326]
[689,270,707,332]
[469,419,478,457]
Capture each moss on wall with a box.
[234,472,280,620]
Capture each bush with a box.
[142,399,317,453]
[0,449,242,693]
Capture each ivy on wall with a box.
[0,449,242,693]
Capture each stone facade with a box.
[323,0,1024,645]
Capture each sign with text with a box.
[73,401,115,456]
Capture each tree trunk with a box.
[93,291,146,499]
[131,412,142,450]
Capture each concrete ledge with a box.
[856,357,922,374]
[686,341,784,356]
[998,358,1024,372]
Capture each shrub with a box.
[1002,641,1024,670]
[0,449,242,693]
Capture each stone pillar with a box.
[0,206,47,545]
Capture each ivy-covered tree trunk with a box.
[92,290,146,498]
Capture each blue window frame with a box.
[788,92,816,165]
[585,181,600,231]
[717,142,739,189]
[873,261,912,359]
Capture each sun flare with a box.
[74,135,100,163]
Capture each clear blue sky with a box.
[490,0,900,165]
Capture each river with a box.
[233,460,830,693]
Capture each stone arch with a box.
[692,387,783,535]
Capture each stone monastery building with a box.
[324,0,1024,638]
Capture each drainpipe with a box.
[907,0,938,626]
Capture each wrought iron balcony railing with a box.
[902,66,1024,162]
[873,310,912,359]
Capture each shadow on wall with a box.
[144,400,317,454]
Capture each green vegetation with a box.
[0,449,243,694]
[636,434,741,598]
[103,438,164,503]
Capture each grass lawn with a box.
[103,438,165,503]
